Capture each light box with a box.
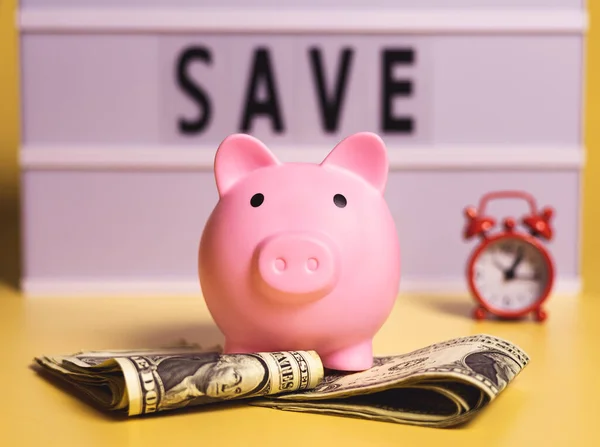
[17,0,588,296]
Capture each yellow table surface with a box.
[1,284,599,447]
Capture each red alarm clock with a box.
[462,190,555,322]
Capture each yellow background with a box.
[0,0,20,290]
[0,0,598,295]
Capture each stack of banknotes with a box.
[33,334,528,428]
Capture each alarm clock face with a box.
[470,235,553,314]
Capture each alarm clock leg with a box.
[534,308,547,322]
[473,307,487,320]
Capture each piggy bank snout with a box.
[255,232,339,304]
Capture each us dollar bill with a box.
[34,345,324,416]
[250,334,529,427]
[33,334,528,427]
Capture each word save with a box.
[175,45,417,136]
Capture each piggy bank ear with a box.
[214,134,280,196]
[320,132,389,194]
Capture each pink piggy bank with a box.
[198,132,400,371]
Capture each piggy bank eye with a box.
[333,194,347,208]
[250,193,264,207]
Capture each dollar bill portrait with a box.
[464,349,522,391]
[155,353,271,410]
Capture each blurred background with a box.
[1,0,598,298]
[1,0,20,290]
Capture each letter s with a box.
[176,45,213,135]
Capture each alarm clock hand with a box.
[513,272,542,282]
[504,246,525,280]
